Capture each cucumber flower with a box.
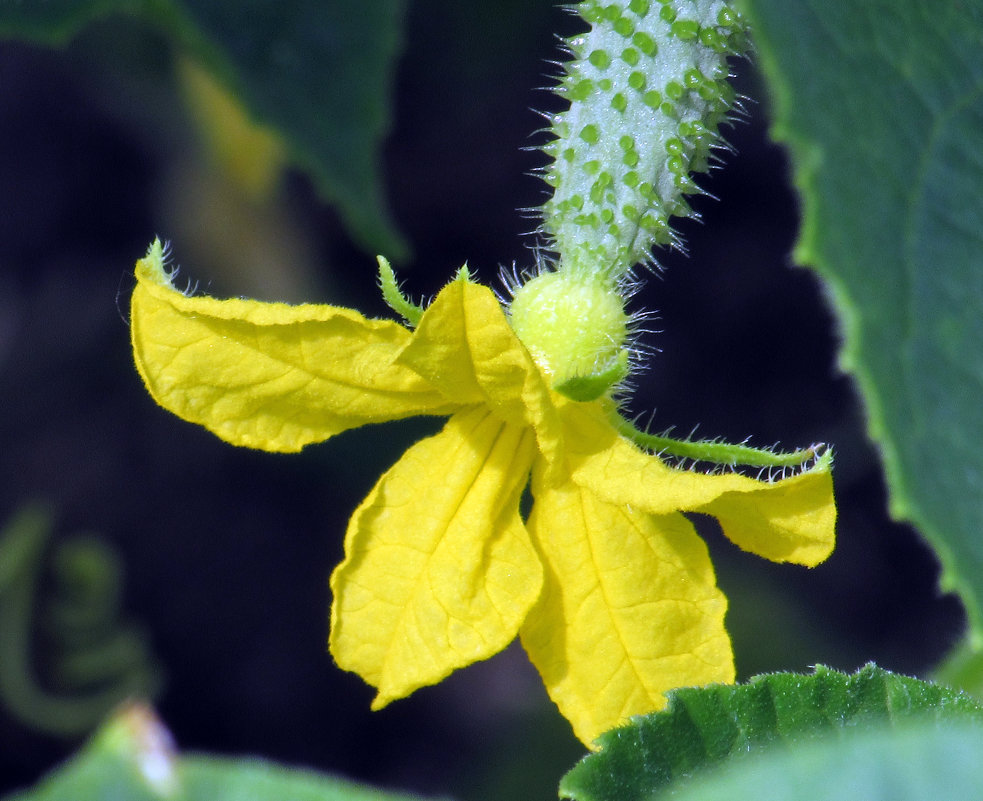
[131,240,835,745]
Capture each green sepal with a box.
[377,256,423,327]
[554,350,630,402]
[610,406,827,469]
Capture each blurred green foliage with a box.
[0,0,408,257]
[3,704,444,801]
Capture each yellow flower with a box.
[130,240,835,745]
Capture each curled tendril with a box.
[0,504,162,737]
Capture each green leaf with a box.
[733,2,983,637]
[4,703,445,801]
[669,721,983,801]
[0,0,408,258]
[559,664,983,801]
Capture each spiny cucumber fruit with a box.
[540,0,750,282]
[509,0,749,399]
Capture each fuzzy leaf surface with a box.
[559,664,983,801]
[0,0,407,257]
[735,1,983,634]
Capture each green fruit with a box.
[542,0,749,281]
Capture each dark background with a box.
[0,2,964,800]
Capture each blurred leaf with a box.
[4,703,446,801]
[734,2,983,635]
[559,664,983,801]
[0,0,409,258]
[667,721,983,801]
[934,637,983,698]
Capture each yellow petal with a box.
[520,463,733,746]
[696,464,836,566]
[131,240,456,452]
[398,277,563,466]
[561,401,836,566]
[329,407,542,707]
